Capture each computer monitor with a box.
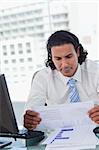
[0,74,45,143]
[0,74,19,134]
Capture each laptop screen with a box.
[0,74,19,134]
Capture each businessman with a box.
[24,30,99,130]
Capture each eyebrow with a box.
[54,53,72,58]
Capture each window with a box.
[34,9,42,14]
[20,28,26,32]
[26,49,31,53]
[28,26,34,31]
[2,45,7,50]
[10,44,14,50]
[18,43,22,48]
[0,32,3,36]
[12,67,17,71]
[11,51,15,55]
[3,52,7,55]
[4,67,9,71]
[13,29,18,33]
[35,17,42,22]
[5,30,11,35]
[36,33,44,38]
[19,58,24,63]
[36,25,43,30]
[12,59,16,63]
[4,60,8,64]
[20,66,25,70]
[19,20,25,24]
[27,19,34,23]
[28,66,33,70]
[19,50,23,54]
[4,23,9,27]
[27,57,32,62]
[11,14,17,18]
[26,42,31,48]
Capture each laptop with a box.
[0,74,44,142]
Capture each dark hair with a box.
[45,30,88,70]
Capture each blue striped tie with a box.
[67,78,80,103]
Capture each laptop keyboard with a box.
[0,141,3,144]
[0,130,45,139]
[0,141,12,148]
[18,130,44,139]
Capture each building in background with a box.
[0,0,99,102]
[0,0,98,125]
[0,0,70,101]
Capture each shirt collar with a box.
[53,64,81,84]
[72,64,81,83]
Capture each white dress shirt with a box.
[25,59,99,110]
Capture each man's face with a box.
[51,43,79,77]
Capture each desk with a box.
[2,144,99,150]
[1,138,99,150]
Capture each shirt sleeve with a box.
[97,76,99,95]
[24,70,48,110]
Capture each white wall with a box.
[69,1,99,60]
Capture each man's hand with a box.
[88,106,99,124]
[23,110,42,130]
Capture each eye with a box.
[66,54,73,59]
[55,57,61,60]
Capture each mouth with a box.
[62,67,71,73]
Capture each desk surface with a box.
[2,144,99,150]
[1,139,99,150]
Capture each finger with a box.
[24,123,37,130]
[91,115,99,122]
[24,114,34,121]
[88,106,99,114]
[24,110,41,119]
[89,112,99,118]
[24,119,39,129]
[26,110,39,116]
[24,113,41,123]
[24,118,41,125]
[94,120,99,124]
[32,116,41,122]
[24,115,41,125]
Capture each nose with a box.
[61,58,68,67]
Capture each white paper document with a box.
[33,101,96,131]
[44,125,98,150]
[33,101,98,150]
